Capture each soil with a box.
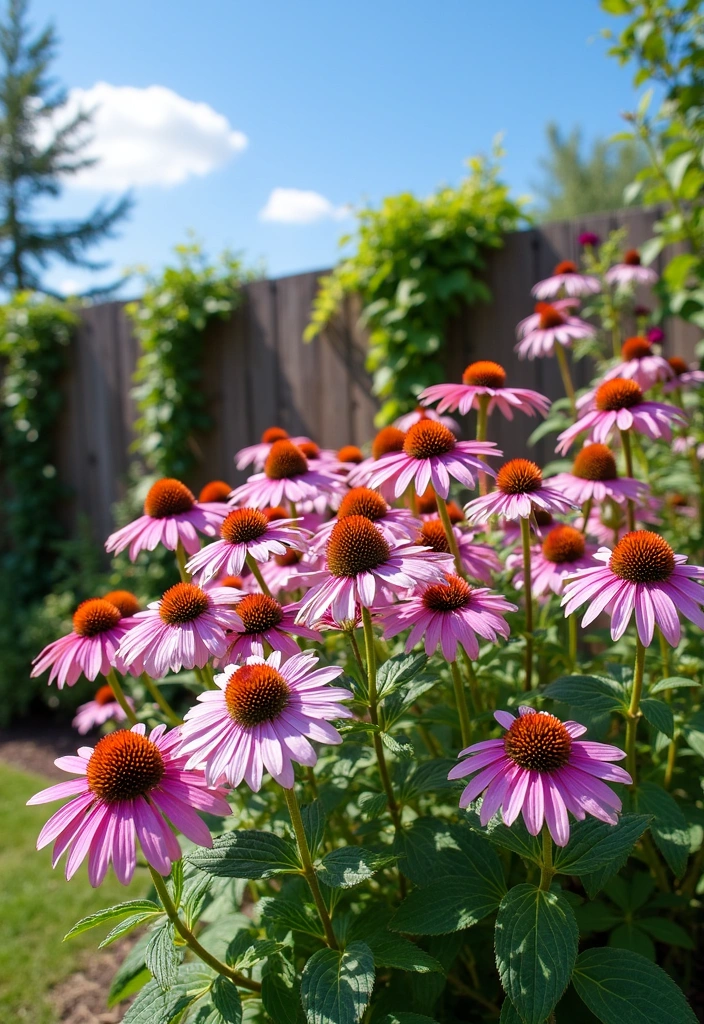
[0,718,81,780]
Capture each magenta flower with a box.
[663,356,704,393]
[185,507,308,583]
[379,574,516,660]
[295,516,450,625]
[259,548,318,598]
[516,300,596,359]
[420,360,551,420]
[449,706,631,845]
[364,418,500,499]
[646,326,665,344]
[179,650,353,791]
[561,530,704,646]
[531,260,600,300]
[393,406,461,435]
[31,598,142,690]
[72,684,134,735]
[464,459,575,525]
[27,724,231,885]
[310,487,420,558]
[418,519,502,584]
[507,524,597,597]
[348,426,408,502]
[605,249,657,288]
[230,440,343,510]
[600,337,673,391]
[556,378,686,455]
[235,426,311,472]
[105,479,224,561]
[220,593,321,662]
[578,232,600,248]
[547,443,649,507]
[117,583,242,678]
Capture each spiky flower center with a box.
[102,590,140,617]
[668,356,688,376]
[422,575,472,612]
[262,427,289,443]
[159,583,210,624]
[417,488,464,522]
[298,441,320,459]
[419,520,450,553]
[199,480,232,503]
[609,531,675,583]
[572,444,618,481]
[73,599,122,637]
[595,378,643,412]
[275,549,302,567]
[221,508,269,544]
[265,440,308,479]
[338,445,364,464]
[536,302,566,329]
[225,664,290,727]
[623,249,641,266]
[94,684,118,706]
[504,712,572,772]
[496,459,543,495]
[338,487,388,522]
[144,478,195,518]
[621,336,652,361]
[372,427,406,460]
[542,525,585,564]
[462,360,507,388]
[326,516,390,577]
[220,575,243,588]
[87,731,165,802]
[403,420,456,459]
[554,260,577,275]
[264,506,289,522]
[236,594,284,634]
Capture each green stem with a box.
[658,629,671,682]
[141,672,182,725]
[476,393,490,495]
[580,497,593,534]
[664,735,677,790]
[194,665,217,691]
[619,429,636,533]
[554,344,576,417]
[105,668,138,726]
[450,661,472,748]
[520,517,534,691]
[347,629,366,681]
[361,607,402,831]
[175,541,190,583]
[149,866,261,991]
[436,492,464,577]
[625,639,646,787]
[459,645,484,714]
[539,824,554,891]
[246,553,273,598]
[568,613,578,670]
[283,786,338,949]
[406,484,418,516]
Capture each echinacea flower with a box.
[220,593,321,662]
[259,548,316,597]
[416,487,465,523]
[235,427,311,472]
[393,406,461,435]
[364,418,500,499]
[464,459,575,524]
[117,583,243,678]
[198,480,234,504]
[230,440,343,510]
[600,336,673,391]
[663,356,704,393]
[449,706,631,845]
[531,260,600,300]
[578,232,600,248]
[515,301,596,359]
[605,249,657,288]
[507,524,597,597]
[673,435,704,461]
[419,361,551,420]
[31,598,141,689]
[556,378,686,455]
[310,487,420,557]
[185,507,307,583]
[547,443,648,507]
[27,724,230,885]
[418,519,501,584]
[336,445,365,467]
[72,684,134,735]
[348,426,407,500]
[379,574,516,660]
[646,326,665,344]
[105,479,225,561]
[179,650,353,790]
[561,530,704,646]
[295,516,450,624]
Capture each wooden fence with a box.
[53,206,701,544]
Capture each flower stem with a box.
[658,628,671,682]
[476,394,490,495]
[283,786,338,949]
[141,672,182,726]
[406,484,418,516]
[450,661,472,748]
[194,665,217,691]
[664,735,677,790]
[520,517,534,691]
[149,866,262,991]
[619,429,636,533]
[625,638,646,786]
[435,492,464,577]
[246,553,273,598]
[459,645,484,714]
[554,344,576,417]
[347,629,366,680]
[539,824,554,891]
[361,607,402,832]
[580,497,593,534]
[105,668,138,726]
[175,541,190,583]
[568,613,577,670]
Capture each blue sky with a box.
[29,0,641,293]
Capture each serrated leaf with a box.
[467,809,542,864]
[122,963,213,1024]
[262,970,304,1024]
[183,872,213,930]
[146,920,181,991]
[649,675,700,694]
[499,1000,522,1024]
[572,948,697,1023]
[317,847,396,888]
[301,801,326,856]
[188,831,299,879]
[229,937,285,970]
[636,782,690,876]
[300,941,375,1024]
[63,900,162,941]
[367,933,444,974]
[380,731,415,759]
[640,698,674,738]
[494,884,578,1024]
[553,815,649,877]
[260,896,325,939]
[609,923,655,960]
[211,976,243,1024]
[380,1015,440,1024]
[167,859,184,908]
[390,876,502,935]
[399,759,458,800]
[376,652,428,698]
[98,910,163,949]
[543,676,625,713]
[638,916,694,949]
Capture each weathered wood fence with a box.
[53,206,701,543]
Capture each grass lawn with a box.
[0,760,144,1023]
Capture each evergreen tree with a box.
[0,0,132,292]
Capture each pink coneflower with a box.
[379,574,516,660]
[531,260,600,300]
[259,548,316,597]
[673,435,704,460]
[336,446,366,472]
[547,443,648,507]
[220,593,321,661]
[106,479,224,561]
[418,519,501,584]
[393,406,461,435]
[600,337,673,391]
[561,531,704,646]
[515,301,596,359]
[556,379,686,455]
[72,684,134,735]
[198,480,233,504]
[31,598,141,689]
[27,724,230,885]
[185,507,307,583]
[364,419,500,499]
[230,440,342,510]
[579,232,600,248]
[417,488,465,523]
[663,356,704,393]
[502,508,556,546]
[235,427,311,472]
[464,459,575,524]
[507,525,597,597]
[605,249,658,288]
[348,426,408,500]
[419,361,551,420]
[310,487,420,557]
[646,326,665,344]
[117,583,242,678]
[448,706,631,845]
[179,650,353,790]
[295,516,450,625]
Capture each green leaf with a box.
[601,0,633,14]
[229,937,285,970]
[379,1016,440,1024]
[146,921,181,991]
[640,698,674,738]
[553,815,649,877]
[636,782,690,876]
[302,801,326,856]
[638,917,694,949]
[188,830,299,879]
[572,948,697,1023]
[211,976,243,1024]
[366,933,444,974]
[182,872,213,930]
[98,911,164,949]
[649,676,700,694]
[167,859,184,908]
[376,652,428,698]
[380,731,415,759]
[122,964,213,1024]
[395,816,507,885]
[543,676,625,713]
[63,900,162,940]
[667,152,694,192]
[494,884,578,1024]
[399,759,458,800]
[317,847,396,888]
[260,896,325,939]
[471,811,542,864]
[390,875,502,935]
[262,971,304,1024]
[499,999,522,1024]
[300,942,375,1024]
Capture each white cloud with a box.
[259,188,350,224]
[58,278,82,295]
[42,82,248,191]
